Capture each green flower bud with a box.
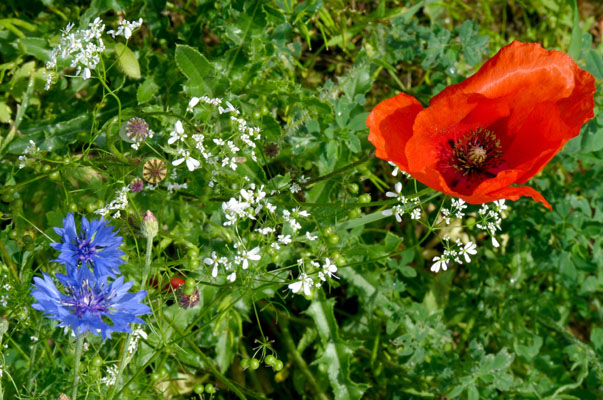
[141,210,158,240]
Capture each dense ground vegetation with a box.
[0,0,602,399]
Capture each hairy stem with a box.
[71,335,85,400]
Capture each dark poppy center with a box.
[439,127,503,192]
[449,128,502,177]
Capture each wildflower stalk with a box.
[108,334,133,400]
[71,334,85,400]
[142,236,153,289]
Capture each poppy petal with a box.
[367,93,423,171]
[487,185,551,211]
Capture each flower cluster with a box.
[440,198,468,225]
[46,17,106,84]
[31,214,150,339]
[476,200,507,247]
[94,186,130,218]
[382,182,422,222]
[168,96,262,176]
[17,140,40,169]
[288,258,339,296]
[430,236,478,273]
[45,17,143,89]
[106,18,143,40]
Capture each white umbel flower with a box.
[168,120,187,144]
[288,273,314,296]
[172,149,200,171]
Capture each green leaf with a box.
[568,0,581,60]
[306,293,339,342]
[0,101,11,124]
[18,37,51,62]
[585,49,603,79]
[560,251,578,288]
[422,28,451,68]
[137,78,159,104]
[491,348,514,370]
[457,20,489,66]
[346,131,361,153]
[114,43,141,80]
[591,327,603,353]
[318,343,367,400]
[306,292,369,400]
[467,384,479,400]
[347,112,369,131]
[80,0,124,24]
[447,385,464,398]
[175,44,211,84]
[338,268,393,317]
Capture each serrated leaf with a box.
[307,292,368,400]
[175,44,211,84]
[319,343,368,400]
[114,42,141,80]
[585,49,603,79]
[447,385,464,398]
[458,20,489,66]
[560,251,578,288]
[306,293,339,342]
[337,268,393,317]
[491,348,513,370]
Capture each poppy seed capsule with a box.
[125,117,149,142]
[142,158,167,183]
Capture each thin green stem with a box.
[142,234,153,289]
[108,334,133,400]
[302,150,375,188]
[0,239,19,285]
[71,335,85,400]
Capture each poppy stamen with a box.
[450,128,502,178]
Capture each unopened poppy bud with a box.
[129,177,144,193]
[141,210,158,239]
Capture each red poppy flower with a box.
[367,41,595,210]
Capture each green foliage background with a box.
[0,0,602,399]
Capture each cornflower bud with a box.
[141,210,158,240]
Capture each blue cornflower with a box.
[51,213,125,278]
[31,266,151,339]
